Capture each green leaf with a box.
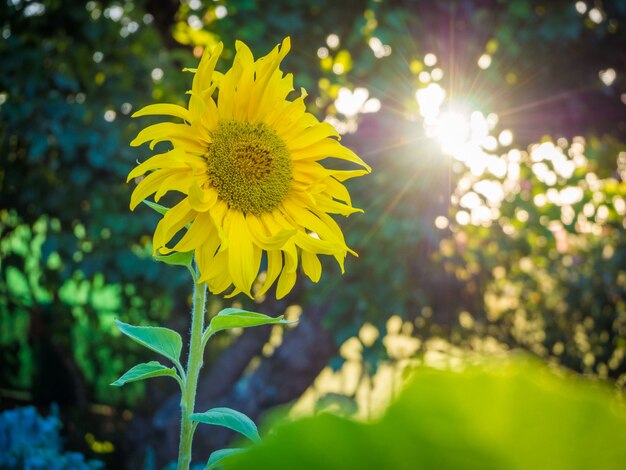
[110,361,178,386]
[205,448,246,470]
[204,308,293,343]
[114,319,182,365]
[191,407,261,442]
[142,199,169,215]
[226,359,626,470]
[154,251,194,267]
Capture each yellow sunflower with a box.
[127,38,370,299]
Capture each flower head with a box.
[128,38,370,298]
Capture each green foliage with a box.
[0,210,173,403]
[111,283,271,468]
[205,449,246,470]
[202,308,292,346]
[0,0,193,404]
[111,361,180,387]
[153,251,195,281]
[190,408,261,443]
[227,359,626,470]
[114,320,183,366]
[142,200,170,216]
[441,137,626,384]
[153,251,194,268]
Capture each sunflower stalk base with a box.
[177,280,207,470]
[112,258,284,468]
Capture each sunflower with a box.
[127,38,370,299]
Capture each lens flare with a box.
[436,112,469,152]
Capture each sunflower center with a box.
[207,120,292,215]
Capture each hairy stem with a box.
[177,281,207,470]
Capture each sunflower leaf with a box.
[205,448,246,470]
[142,199,169,215]
[114,320,183,365]
[111,361,179,387]
[202,308,294,345]
[191,407,260,442]
[154,251,194,268]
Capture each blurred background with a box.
[1,0,625,468]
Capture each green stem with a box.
[178,280,207,470]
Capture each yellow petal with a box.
[171,211,212,252]
[279,37,291,58]
[291,161,330,184]
[209,200,230,251]
[289,187,319,209]
[286,122,340,150]
[251,72,294,123]
[190,42,223,118]
[154,172,202,201]
[194,42,224,94]
[258,249,283,296]
[294,231,342,255]
[254,42,278,78]
[322,177,352,204]
[247,214,295,250]
[278,73,294,100]
[281,200,345,247]
[276,112,319,141]
[188,92,205,120]
[153,198,195,251]
[127,148,189,182]
[198,245,228,284]
[132,103,191,122]
[188,181,218,212]
[130,169,176,210]
[329,169,369,182]
[266,94,307,132]
[207,269,233,295]
[290,138,371,171]
[250,69,282,122]
[310,206,357,269]
[217,58,242,121]
[210,71,224,86]
[195,227,222,281]
[334,251,347,274]
[254,37,290,83]
[202,250,232,294]
[200,96,219,132]
[282,240,298,273]
[224,287,243,299]
[130,122,209,154]
[130,122,190,146]
[248,38,291,121]
[227,211,258,297]
[276,270,296,299]
[232,40,255,120]
[301,251,322,282]
[314,195,363,216]
[276,239,298,298]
